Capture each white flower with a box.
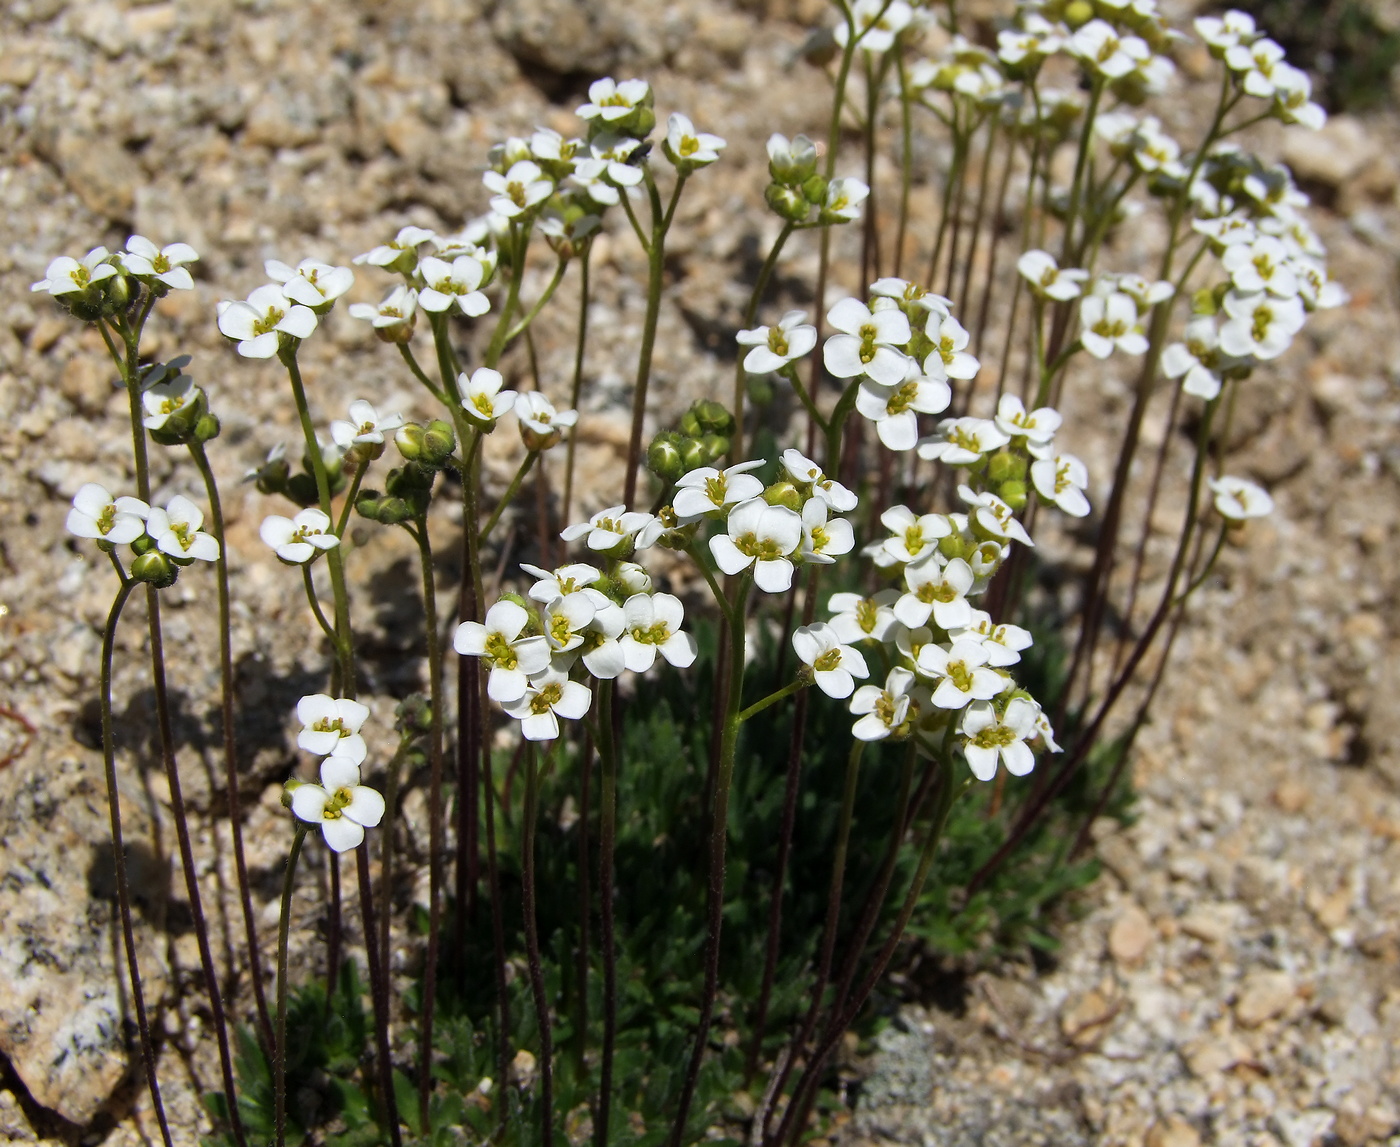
[834,0,913,53]
[1030,454,1091,517]
[736,311,818,374]
[1222,236,1299,298]
[146,495,219,562]
[1112,274,1174,311]
[664,113,725,168]
[916,417,1009,466]
[542,592,596,654]
[1272,63,1325,130]
[1193,212,1258,249]
[1080,292,1148,359]
[521,562,604,604]
[828,590,899,644]
[290,756,386,852]
[261,508,339,564]
[296,694,371,763]
[31,247,117,296]
[1068,19,1150,79]
[529,127,584,166]
[348,284,418,330]
[141,372,202,431]
[483,160,554,219]
[870,278,952,316]
[454,600,553,704]
[917,640,1004,710]
[997,17,1063,65]
[823,297,912,386]
[354,225,437,267]
[1017,250,1089,301]
[560,505,661,553]
[1208,476,1274,520]
[855,369,952,452]
[673,460,766,522]
[1218,290,1304,360]
[1225,37,1286,98]
[616,562,652,596]
[958,484,1034,547]
[121,236,199,290]
[961,697,1039,781]
[780,449,858,512]
[619,593,697,672]
[503,667,592,742]
[766,133,818,182]
[265,258,355,308]
[993,394,1061,459]
[800,498,854,564]
[417,255,491,317]
[951,610,1033,667]
[849,667,917,741]
[331,399,405,451]
[217,284,317,358]
[1162,315,1232,400]
[578,601,627,680]
[67,483,149,545]
[821,178,870,223]
[459,368,517,429]
[878,505,952,565]
[897,557,975,631]
[1129,117,1186,179]
[1195,10,1256,55]
[709,498,803,592]
[515,392,579,444]
[575,77,651,125]
[792,622,868,699]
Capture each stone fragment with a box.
[1235,971,1296,1028]
[1061,989,1116,1047]
[0,43,40,88]
[1183,1032,1250,1078]
[1272,779,1310,813]
[1179,903,1232,944]
[1282,116,1372,189]
[49,130,141,220]
[1108,904,1154,966]
[1146,1115,1202,1147]
[1306,883,1350,930]
[491,0,626,75]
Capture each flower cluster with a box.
[218,257,355,358]
[286,694,385,852]
[32,235,199,321]
[66,483,219,587]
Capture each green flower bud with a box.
[698,433,730,463]
[1192,288,1219,316]
[999,480,1028,511]
[421,420,456,468]
[746,375,774,406]
[691,400,734,436]
[765,183,810,223]
[281,779,302,808]
[648,432,686,482]
[396,422,426,462]
[763,481,803,512]
[194,413,221,443]
[102,270,133,312]
[938,531,968,562]
[1064,0,1094,28]
[800,173,829,205]
[679,410,704,439]
[130,533,155,556]
[986,451,1027,485]
[395,693,434,737]
[678,437,709,473]
[285,471,322,508]
[130,550,178,589]
[253,454,291,498]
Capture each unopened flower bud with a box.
[616,561,653,595]
[679,410,704,439]
[939,532,968,562]
[130,550,178,588]
[281,779,302,807]
[998,480,1028,510]
[396,422,425,461]
[678,437,709,473]
[421,419,456,468]
[698,433,730,463]
[1064,0,1094,28]
[691,400,734,436]
[765,184,810,223]
[648,432,686,482]
[103,270,133,312]
[395,693,434,736]
[194,413,221,443]
[800,173,829,205]
[763,481,803,512]
[986,451,1027,485]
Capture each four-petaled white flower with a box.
[766,133,818,182]
[917,640,1004,710]
[879,505,952,565]
[503,667,592,741]
[261,508,340,565]
[870,278,952,316]
[121,236,199,290]
[296,694,371,763]
[917,416,1010,466]
[265,257,355,309]
[576,78,652,124]
[217,285,318,358]
[515,392,578,444]
[1080,291,1148,360]
[1162,315,1233,400]
[454,600,553,703]
[521,562,604,605]
[897,557,975,631]
[348,284,418,331]
[1225,36,1286,98]
[1195,10,1256,55]
[792,622,869,699]
[32,247,117,296]
[541,592,596,654]
[331,399,405,451]
[1208,475,1274,521]
[924,313,980,381]
[1017,250,1088,301]
[664,114,726,169]
[146,495,220,562]
[849,667,917,741]
[354,225,437,267]
[560,505,661,553]
[993,394,1061,459]
[736,311,818,374]
[958,485,1035,547]
[820,178,871,223]
[1068,19,1150,79]
[673,460,766,523]
[800,497,855,564]
[141,372,202,431]
[962,697,1039,781]
[417,255,491,317]
[855,369,952,451]
[823,301,912,389]
[290,756,386,852]
[459,368,518,429]
[618,593,697,672]
[709,498,803,592]
[781,449,859,512]
[828,590,899,645]
[1222,236,1298,298]
[1031,454,1091,518]
[1218,290,1304,360]
[834,0,913,53]
[952,610,1034,667]
[67,483,149,545]
[484,161,554,219]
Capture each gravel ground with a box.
[1,0,1398,1145]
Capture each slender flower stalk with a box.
[274,826,308,1147]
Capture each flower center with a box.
[484,632,517,670]
[678,135,699,157]
[323,786,355,819]
[704,475,728,506]
[252,307,285,336]
[947,659,974,692]
[813,648,842,673]
[970,723,1015,749]
[472,393,496,417]
[169,522,196,551]
[858,323,879,363]
[767,328,790,356]
[530,683,563,714]
[630,622,670,646]
[313,716,347,736]
[1250,306,1273,343]
[152,253,171,273]
[886,380,919,416]
[735,532,785,561]
[549,612,576,645]
[855,598,879,633]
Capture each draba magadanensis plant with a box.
[37,1,1344,1144]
